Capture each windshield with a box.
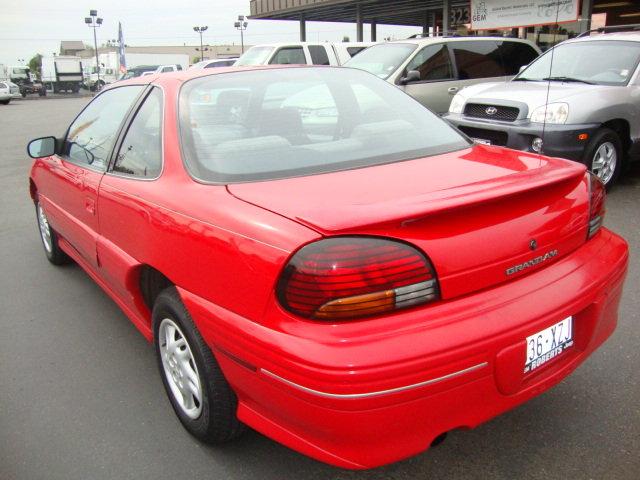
[12,67,28,74]
[516,40,640,86]
[236,46,274,66]
[179,67,469,183]
[345,43,418,79]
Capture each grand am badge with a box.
[506,250,558,276]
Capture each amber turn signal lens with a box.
[578,133,589,141]
[314,290,395,319]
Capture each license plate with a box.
[524,317,573,373]
[472,137,491,145]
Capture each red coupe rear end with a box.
[27,66,627,469]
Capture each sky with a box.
[0,0,418,66]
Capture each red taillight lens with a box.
[588,172,606,239]
[277,237,439,320]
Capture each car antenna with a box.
[540,3,562,169]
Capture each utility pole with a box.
[85,10,103,90]
[193,26,208,62]
[234,15,248,54]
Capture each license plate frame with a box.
[524,317,573,373]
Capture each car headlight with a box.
[449,93,465,114]
[530,103,569,124]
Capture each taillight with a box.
[588,172,606,239]
[277,237,440,320]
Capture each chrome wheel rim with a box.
[158,318,203,419]
[592,141,617,185]
[37,204,53,254]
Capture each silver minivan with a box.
[345,36,540,114]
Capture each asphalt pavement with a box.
[1,97,638,480]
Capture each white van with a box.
[236,42,374,67]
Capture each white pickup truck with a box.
[235,42,374,67]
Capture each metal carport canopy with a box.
[249,0,469,27]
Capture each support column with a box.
[300,13,306,42]
[442,0,450,34]
[356,3,363,42]
[371,18,377,41]
[423,12,429,36]
[431,12,437,35]
[580,0,593,34]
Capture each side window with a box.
[347,47,366,57]
[309,45,330,65]
[161,66,172,73]
[112,88,163,178]
[64,86,144,170]
[451,41,504,80]
[405,44,454,82]
[269,47,306,65]
[497,41,539,75]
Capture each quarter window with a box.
[451,41,504,79]
[405,44,454,82]
[270,47,306,65]
[309,45,330,65]
[112,88,163,178]
[64,86,144,170]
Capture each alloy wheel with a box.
[591,141,617,186]
[158,318,203,419]
[37,204,53,254]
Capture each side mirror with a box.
[400,70,421,85]
[27,136,56,158]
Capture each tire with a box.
[0,99,9,105]
[583,128,623,189]
[35,200,70,265]
[153,287,245,443]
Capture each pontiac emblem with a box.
[485,106,498,115]
[506,250,558,276]
[529,239,537,251]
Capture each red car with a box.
[27,66,628,469]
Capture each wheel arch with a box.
[602,119,631,158]
[137,264,175,314]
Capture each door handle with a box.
[448,87,459,95]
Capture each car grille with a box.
[458,126,508,146]
[464,103,519,122]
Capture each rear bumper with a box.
[180,228,628,469]
[444,113,599,162]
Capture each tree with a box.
[28,54,43,78]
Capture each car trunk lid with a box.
[228,145,590,299]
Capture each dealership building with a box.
[249,1,640,49]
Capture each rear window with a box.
[345,43,418,79]
[497,41,539,75]
[179,67,469,183]
[451,41,504,79]
[270,47,306,65]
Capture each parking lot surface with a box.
[1,98,639,480]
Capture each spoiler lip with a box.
[290,161,587,234]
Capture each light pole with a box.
[234,15,248,54]
[85,10,103,90]
[193,26,208,62]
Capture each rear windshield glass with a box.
[236,46,274,66]
[517,40,640,86]
[179,68,468,183]
[345,43,418,79]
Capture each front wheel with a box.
[583,128,622,189]
[35,200,70,265]
[153,288,245,443]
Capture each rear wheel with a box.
[35,200,70,265]
[0,99,9,105]
[583,128,622,189]
[153,288,245,443]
